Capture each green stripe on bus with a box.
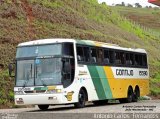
[96,66,113,99]
[34,87,47,91]
[88,66,106,100]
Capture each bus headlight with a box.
[14,91,24,95]
[46,90,56,94]
[46,89,62,93]
[56,89,62,93]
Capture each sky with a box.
[98,0,157,7]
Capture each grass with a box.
[112,6,160,33]
[150,72,160,97]
[0,70,14,108]
[30,0,64,9]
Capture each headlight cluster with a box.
[14,91,24,95]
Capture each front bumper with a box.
[15,93,66,105]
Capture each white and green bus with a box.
[9,38,149,110]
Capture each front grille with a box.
[24,90,46,94]
[36,90,46,93]
[24,91,34,93]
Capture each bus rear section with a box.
[76,40,149,104]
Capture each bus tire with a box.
[132,86,140,102]
[38,105,49,110]
[93,99,108,106]
[74,89,86,108]
[119,87,133,103]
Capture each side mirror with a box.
[8,63,15,77]
[63,62,71,74]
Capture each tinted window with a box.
[135,54,139,66]
[77,46,84,62]
[135,53,147,67]
[97,49,103,63]
[126,53,134,66]
[90,48,97,63]
[115,52,125,65]
[104,50,110,64]
[63,43,74,56]
[109,50,115,64]
[103,49,115,64]
[83,47,90,62]
[142,54,147,67]
[130,53,134,65]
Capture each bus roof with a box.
[18,38,147,54]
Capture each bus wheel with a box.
[93,100,108,106]
[119,87,133,103]
[38,105,49,110]
[126,87,133,103]
[74,89,86,108]
[133,87,140,102]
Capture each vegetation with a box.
[0,70,14,108]
[0,0,159,108]
[150,73,160,97]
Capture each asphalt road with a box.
[0,100,159,113]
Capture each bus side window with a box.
[142,54,147,67]
[62,43,75,88]
[120,52,125,65]
[115,52,121,65]
[97,49,103,64]
[77,46,84,62]
[104,50,110,64]
[126,53,134,66]
[139,55,143,66]
[90,48,97,63]
[130,53,134,66]
[126,53,130,65]
[135,54,138,66]
[83,47,90,62]
[109,50,114,64]
[63,43,74,56]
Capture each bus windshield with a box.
[15,42,75,87]
[16,44,62,58]
[16,58,62,87]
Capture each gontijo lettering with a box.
[116,69,134,76]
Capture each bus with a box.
[9,38,149,110]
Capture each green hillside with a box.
[112,6,160,32]
[0,0,160,108]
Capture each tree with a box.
[115,4,122,6]
[102,2,106,5]
[121,2,125,6]
[135,3,142,8]
[127,4,133,7]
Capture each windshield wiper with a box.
[23,64,33,87]
[35,65,47,86]
[23,80,29,87]
[40,79,47,86]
